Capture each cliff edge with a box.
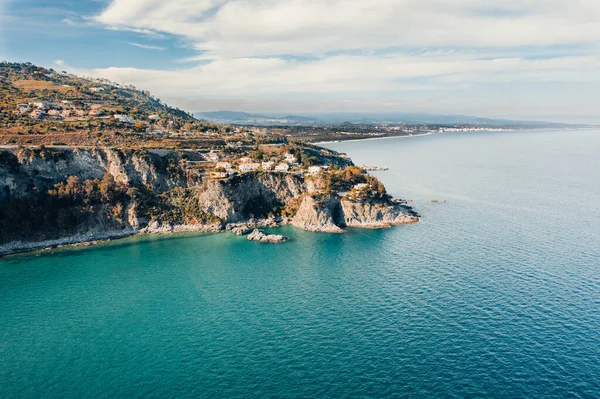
[0,147,418,255]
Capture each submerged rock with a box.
[247,229,289,243]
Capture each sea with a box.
[1,129,599,398]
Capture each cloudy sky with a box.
[2,0,600,122]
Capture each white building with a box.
[32,102,49,110]
[216,162,232,169]
[17,104,31,114]
[275,163,290,172]
[308,166,322,175]
[114,114,135,124]
[239,163,261,172]
[284,153,297,164]
[205,151,220,162]
[212,171,228,179]
[227,141,243,148]
[354,183,369,190]
[262,161,274,171]
[239,157,256,164]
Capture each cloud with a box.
[94,0,600,59]
[126,42,166,51]
[68,52,600,98]
[78,0,600,120]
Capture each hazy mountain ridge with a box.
[195,110,581,128]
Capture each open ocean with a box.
[1,129,599,398]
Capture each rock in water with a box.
[231,225,253,236]
[247,229,289,243]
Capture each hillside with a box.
[0,62,246,148]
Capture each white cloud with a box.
[94,0,600,58]
[82,0,600,120]
[126,42,165,51]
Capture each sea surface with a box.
[1,129,599,398]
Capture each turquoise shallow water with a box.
[1,129,600,398]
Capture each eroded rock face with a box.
[341,199,419,228]
[291,195,419,232]
[291,195,345,232]
[199,173,305,223]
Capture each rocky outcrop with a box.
[341,199,419,227]
[292,195,345,232]
[247,229,289,243]
[291,194,419,232]
[2,147,191,200]
[199,173,304,222]
[0,147,419,255]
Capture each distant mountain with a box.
[194,110,577,128]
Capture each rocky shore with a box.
[0,147,419,256]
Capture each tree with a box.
[99,173,116,202]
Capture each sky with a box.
[1,0,600,123]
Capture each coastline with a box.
[0,215,420,258]
[314,132,432,145]
[313,127,555,145]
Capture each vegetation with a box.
[319,166,388,200]
[0,62,246,148]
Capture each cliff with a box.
[291,194,418,232]
[0,147,418,255]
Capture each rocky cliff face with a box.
[291,194,419,232]
[0,147,418,254]
[1,147,189,201]
[292,195,345,232]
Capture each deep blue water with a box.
[1,130,599,398]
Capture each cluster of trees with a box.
[0,173,133,244]
[152,187,221,226]
[48,174,129,205]
[320,166,388,199]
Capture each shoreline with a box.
[313,127,577,145]
[314,132,432,145]
[0,216,421,258]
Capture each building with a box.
[308,166,322,175]
[89,109,106,117]
[204,151,220,162]
[239,157,256,164]
[227,141,243,148]
[17,104,31,114]
[216,162,232,169]
[261,161,274,171]
[114,114,135,124]
[47,109,62,117]
[149,114,160,120]
[354,183,369,190]
[284,153,297,164]
[212,171,228,179]
[32,102,49,110]
[275,163,290,172]
[29,109,46,120]
[239,163,261,173]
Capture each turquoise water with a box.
[1,130,600,398]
